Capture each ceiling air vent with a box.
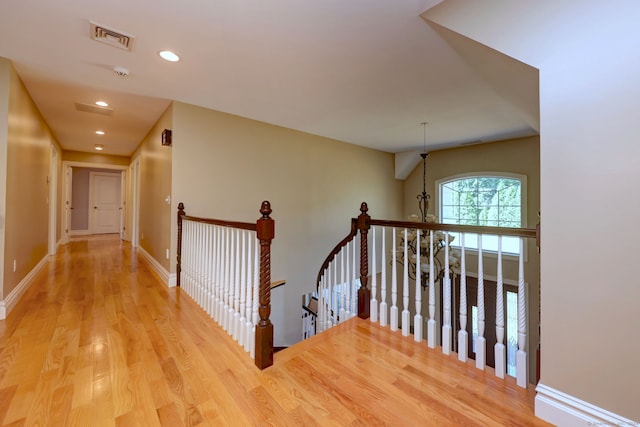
[90,22,135,52]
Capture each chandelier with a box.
[395,122,460,289]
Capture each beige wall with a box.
[425,0,640,420]
[403,136,540,381]
[172,101,403,346]
[135,105,173,272]
[1,59,59,299]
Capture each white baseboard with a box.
[136,245,175,288]
[69,229,90,236]
[0,255,49,320]
[535,383,638,426]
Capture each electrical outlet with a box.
[141,232,144,240]
[166,249,170,260]
[13,259,16,272]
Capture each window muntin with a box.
[438,174,525,255]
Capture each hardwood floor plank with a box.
[0,385,17,425]
[48,383,73,426]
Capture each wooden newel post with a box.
[357,202,371,319]
[255,201,275,369]
[176,203,185,287]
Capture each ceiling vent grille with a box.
[90,22,135,52]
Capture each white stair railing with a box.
[310,203,537,388]
[317,228,360,332]
[177,201,275,370]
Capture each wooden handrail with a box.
[176,201,275,370]
[180,214,257,231]
[368,219,537,239]
[315,218,358,290]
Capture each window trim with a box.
[435,171,528,257]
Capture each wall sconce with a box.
[162,129,172,146]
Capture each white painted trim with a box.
[535,383,638,427]
[130,156,140,248]
[0,255,49,320]
[69,229,90,236]
[48,145,59,256]
[137,245,175,287]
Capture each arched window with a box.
[437,173,526,254]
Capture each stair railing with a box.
[315,203,372,332]
[177,201,275,369]
[315,202,540,388]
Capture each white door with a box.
[120,170,126,240]
[90,172,121,234]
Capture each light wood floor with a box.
[0,235,552,426]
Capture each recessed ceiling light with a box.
[95,101,109,107]
[159,50,180,62]
[96,130,105,135]
[95,144,104,151]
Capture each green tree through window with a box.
[439,175,524,254]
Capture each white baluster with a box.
[351,239,356,317]
[244,233,253,352]
[414,229,422,342]
[401,229,410,337]
[476,235,486,370]
[193,222,199,303]
[223,227,231,332]
[233,229,241,340]
[216,225,223,323]
[250,238,259,359]
[238,230,247,345]
[428,230,436,348]
[370,226,378,323]
[379,228,387,327]
[458,233,468,362]
[211,225,218,318]
[495,236,506,378]
[183,221,190,294]
[318,274,325,333]
[205,225,214,317]
[340,248,346,323]
[442,231,452,355]
[390,228,398,331]
[228,229,236,334]
[327,262,338,329]
[181,221,188,293]
[516,238,528,388]
[198,224,207,310]
[186,221,193,295]
[199,222,205,307]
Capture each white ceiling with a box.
[0,0,539,157]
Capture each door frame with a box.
[130,156,140,247]
[48,145,60,256]
[61,161,128,243]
